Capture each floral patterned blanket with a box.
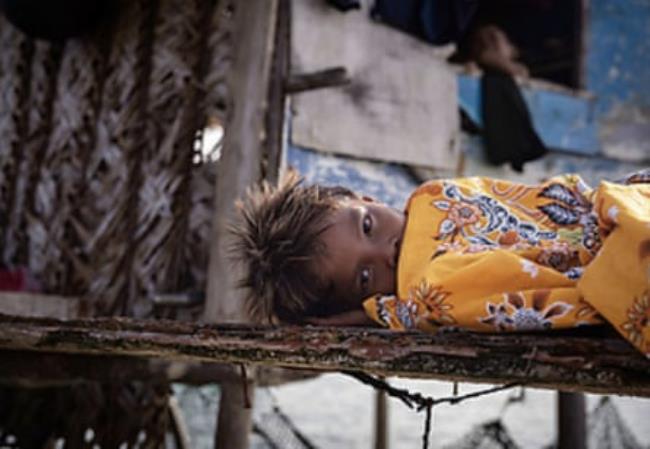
[363,174,650,357]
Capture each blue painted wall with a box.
[584,0,650,161]
[586,0,650,116]
[288,145,418,208]
[457,75,599,155]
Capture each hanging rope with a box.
[248,376,644,449]
[343,370,520,449]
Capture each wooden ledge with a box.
[0,314,648,396]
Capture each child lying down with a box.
[233,170,650,357]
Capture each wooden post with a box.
[557,391,586,449]
[202,0,279,448]
[202,2,278,321]
[215,380,255,449]
[168,395,192,449]
[264,0,291,185]
[374,388,389,449]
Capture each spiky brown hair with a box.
[231,171,356,324]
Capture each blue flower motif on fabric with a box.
[480,291,573,331]
[564,267,584,280]
[395,300,418,329]
[433,182,557,246]
[536,183,600,254]
[375,295,396,327]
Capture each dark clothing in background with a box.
[371,0,478,45]
[0,0,113,41]
[481,70,547,172]
[326,0,361,13]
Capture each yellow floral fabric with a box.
[578,181,650,356]
[363,175,650,357]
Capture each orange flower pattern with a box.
[620,290,649,350]
[535,241,580,273]
[410,280,455,326]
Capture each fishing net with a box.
[588,397,645,449]
[443,395,647,449]
[251,389,319,449]
[443,420,520,449]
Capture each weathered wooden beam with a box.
[284,67,350,93]
[0,315,649,397]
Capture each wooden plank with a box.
[290,0,460,170]
[0,292,79,319]
[1,315,649,397]
[284,67,350,94]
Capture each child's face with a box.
[315,197,406,312]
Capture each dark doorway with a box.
[457,0,586,89]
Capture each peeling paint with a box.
[587,0,650,162]
[599,104,650,161]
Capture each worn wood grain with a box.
[290,0,460,169]
[0,314,648,397]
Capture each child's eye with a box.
[359,268,370,293]
[362,214,372,235]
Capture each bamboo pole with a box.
[1,315,649,397]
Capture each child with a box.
[233,170,650,357]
